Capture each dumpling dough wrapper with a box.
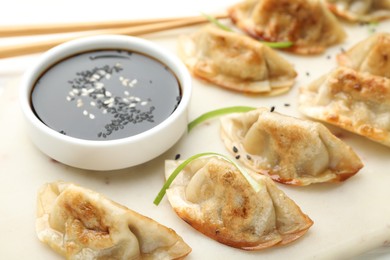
[178,25,297,95]
[228,0,346,54]
[164,156,313,250]
[36,182,191,260]
[220,107,363,185]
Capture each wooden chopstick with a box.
[0,14,227,37]
[0,14,228,59]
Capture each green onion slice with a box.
[153,152,261,206]
[261,41,293,48]
[188,106,256,132]
[202,12,233,32]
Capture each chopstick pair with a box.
[0,13,228,59]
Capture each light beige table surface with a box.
[1,1,390,259]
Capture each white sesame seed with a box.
[89,113,95,119]
[122,98,129,103]
[83,110,88,116]
[92,74,100,79]
[87,88,95,94]
[90,101,96,106]
[103,98,114,104]
[129,103,136,108]
[72,89,80,94]
[134,97,141,102]
[97,70,106,76]
[105,74,111,79]
[69,91,75,97]
[119,76,124,81]
[95,82,104,89]
[124,90,129,96]
[66,96,72,101]
[140,101,148,106]
[128,79,138,87]
[105,91,112,97]
[102,109,107,114]
[77,99,83,107]
[96,94,105,99]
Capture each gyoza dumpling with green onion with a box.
[178,25,297,95]
[228,0,346,54]
[164,156,313,250]
[220,108,363,185]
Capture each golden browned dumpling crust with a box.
[36,182,191,260]
[299,66,390,147]
[165,157,313,250]
[220,108,363,185]
[327,0,390,22]
[178,25,297,95]
[337,33,390,78]
[228,0,346,54]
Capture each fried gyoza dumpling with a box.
[36,182,191,259]
[327,0,390,22]
[228,0,346,54]
[220,108,363,185]
[299,66,390,147]
[337,33,390,78]
[177,25,297,95]
[165,157,313,250]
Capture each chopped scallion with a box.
[187,106,256,132]
[202,12,233,32]
[153,152,261,206]
[261,41,293,48]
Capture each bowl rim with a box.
[19,34,192,148]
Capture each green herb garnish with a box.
[153,152,261,206]
[187,106,256,132]
[202,12,233,32]
[261,41,293,48]
[202,13,293,49]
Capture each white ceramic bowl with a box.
[20,35,192,171]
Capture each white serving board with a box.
[1,1,390,259]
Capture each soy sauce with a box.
[31,50,181,141]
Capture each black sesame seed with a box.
[270,106,275,112]
[233,146,238,153]
[284,103,290,107]
[235,155,241,160]
[246,154,252,160]
[175,154,181,160]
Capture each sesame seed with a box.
[233,146,238,153]
[89,113,95,119]
[83,110,88,116]
[270,106,275,112]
